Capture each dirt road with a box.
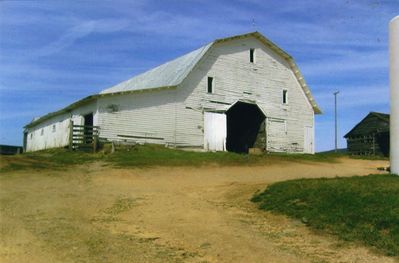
[0,158,396,262]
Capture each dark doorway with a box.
[83,113,93,144]
[226,102,265,153]
[84,113,93,126]
[23,131,28,152]
[376,131,390,157]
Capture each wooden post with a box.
[93,135,98,153]
[111,141,115,154]
[68,120,73,150]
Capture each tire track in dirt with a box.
[1,158,396,262]
[92,158,395,262]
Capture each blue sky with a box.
[0,0,397,151]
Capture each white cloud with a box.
[34,19,130,57]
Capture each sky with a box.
[0,0,398,152]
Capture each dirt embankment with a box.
[0,158,396,262]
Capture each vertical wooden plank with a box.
[93,134,98,153]
[68,120,73,150]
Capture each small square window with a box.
[283,90,288,104]
[207,77,214,93]
[40,129,44,136]
[250,48,255,63]
[30,133,33,139]
[52,124,56,132]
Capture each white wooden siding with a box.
[25,102,97,152]
[97,89,179,145]
[178,36,314,152]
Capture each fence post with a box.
[68,120,73,150]
[93,135,98,153]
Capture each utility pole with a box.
[334,91,340,153]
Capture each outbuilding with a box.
[24,32,321,153]
[344,112,390,156]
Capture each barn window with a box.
[52,124,56,133]
[30,133,33,139]
[282,89,288,104]
[250,48,255,63]
[207,77,214,93]
[40,129,44,136]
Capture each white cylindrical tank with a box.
[390,16,399,175]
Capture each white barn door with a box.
[204,112,226,151]
[267,118,287,152]
[304,126,314,154]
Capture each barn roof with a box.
[25,31,320,128]
[100,43,212,94]
[371,112,390,122]
[344,112,390,138]
[100,31,321,113]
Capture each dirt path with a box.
[1,158,396,262]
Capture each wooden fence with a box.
[69,124,99,152]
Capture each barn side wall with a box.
[176,36,315,153]
[25,102,97,152]
[96,89,180,145]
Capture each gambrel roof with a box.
[101,31,321,113]
[25,32,320,128]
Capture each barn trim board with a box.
[24,31,321,153]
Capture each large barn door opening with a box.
[204,112,227,151]
[226,102,265,153]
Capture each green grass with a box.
[251,174,399,256]
[0,144,343,173]
[105,144,345,167]
[0,148,102,173]
[349,155,389,161]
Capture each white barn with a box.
[23,32,321,153]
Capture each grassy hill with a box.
[252,174,399,256]
[0,144,345,173]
